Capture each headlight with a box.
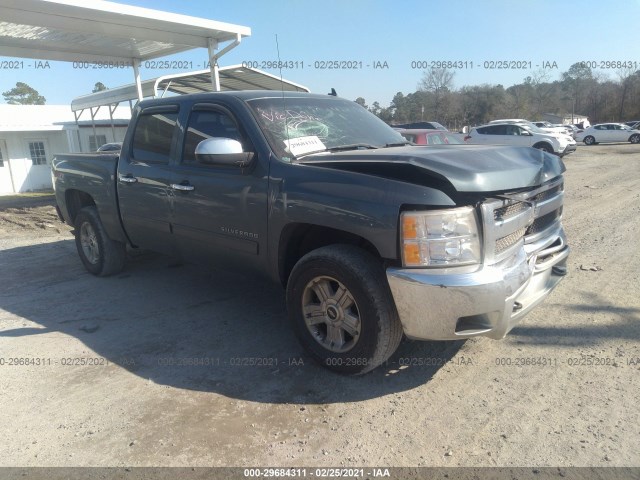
[400,207,481,267]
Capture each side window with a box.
[594,125,604,130]
[89,134,107,151]
[28,140,47,165]
[486,125,506,135]
[427,135,443,145]
[182,109,243,163]
[131,111,179,164]
[400,133,415,143]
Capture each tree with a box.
[2,82,46,105]
[92,82,108,93]
[419,67,455,93]
[561,63,593,117]
[418,68,455,121]
[615,67,639,120]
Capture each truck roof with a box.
[137,90,336,108]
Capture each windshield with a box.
[520,122,545,133]
[246,97,406,159]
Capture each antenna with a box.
[275,34,291,159]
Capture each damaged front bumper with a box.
[386,229,569,341]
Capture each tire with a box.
[584,136,596,145]
[74,206,126,276]
[533,142,554,154]
[630,134,640,144]
[286,245,403,375]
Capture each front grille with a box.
[495,227,526,255]
[494,201,529,221]
[481,178,565,264]
[526,208,562,236]
[532,183,563,203]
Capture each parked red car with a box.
[396,129,464,145]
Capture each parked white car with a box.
[490,118,571,137]
[576,123,640,145]
[533,121,574,137]
[559,124,580,138]
[465,122,577,156]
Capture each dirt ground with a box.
[0,144,638,470]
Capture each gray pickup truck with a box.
[52,91,570,374]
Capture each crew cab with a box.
[52,91,570,374]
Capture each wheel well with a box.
[65,190,96,223]
[533,142,553,151]
[278,223,382,286]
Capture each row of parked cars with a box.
[395,118,640,155]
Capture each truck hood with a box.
[297,145,565,194]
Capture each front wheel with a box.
[584,135,596,145]
[630,134,640,144]
[533,142,554,154]
[286,245,403,375]
[74,206,126,276]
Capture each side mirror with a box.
[195,138,254,168]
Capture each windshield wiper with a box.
[326,143,379,152]
[384,141,412,147]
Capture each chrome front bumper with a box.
[386,230,569,341]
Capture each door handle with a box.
[171,183,195,192]
[118,174,137,184]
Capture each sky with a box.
[1,0,639,107]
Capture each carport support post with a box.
[74,110,83,152]
[90,107,99,150]
[132,58,143,101]
[208,38,220,91]
[109,104,117,142]
[207,34,242,92]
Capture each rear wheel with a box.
[74,206,126,276]
[584,135,596,145]
[630,134,640,144]
[286,245,403,375]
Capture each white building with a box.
[542,113,590,128]
[0,105,131,194]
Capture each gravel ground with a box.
[0,144,638,470]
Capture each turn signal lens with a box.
[403,243,421,265]
[402,216,418,239]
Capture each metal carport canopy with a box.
[0,0,251,97]
[70,65,310,112]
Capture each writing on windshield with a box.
[247,97,405,159]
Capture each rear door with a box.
[472,126,496,144]
[117,105,179,255]
[476,124,510,145]
[168,102,269,272]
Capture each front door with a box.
[169,104,269,272]
[504,125,534,147]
